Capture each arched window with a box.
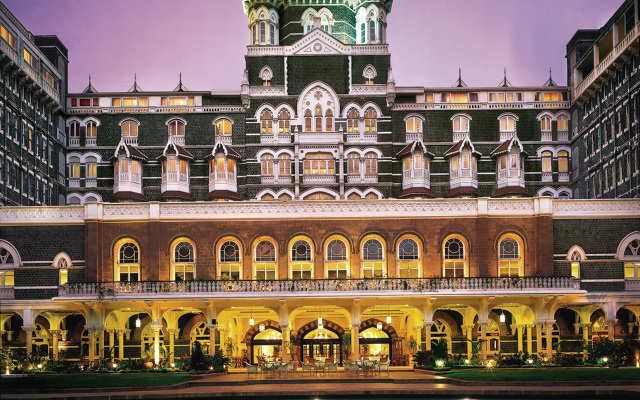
[261,193,275,201]
[452,116,469,132]
[443,236,467,277]
[304,192,334,200]
[121,120,138,137]
[85,156,97,182]
[0,242,18,287]
[500,116,516,132]
[622,235,640,278]
[362,237,385,277]
[261,154,274,176]
[304,153,335,175]
[325,109,333,132]
[278,110,290,134]
[115,239,140,282]
[304,109,312,132]
[315,105,323,132]
[215,119,232,136]
[347,152,360,175]
[360,23,365,44]
[558,116,568,132]
[290,238,313,279]
[279,153,291,175]
[69,121,80,138]
[169,119,185,137]
[406,117,422,133]
[364,152,377,174]
[261,110,273,134]
[347,109,359,132]
[86,121,97,138]
[254,240,277,280]
[172,240,195,281]
[364,109,376,132]
[541,116,552,132]
[279,192,292,201]
[398,237,420,278]
[569,248,583,279]
[326,237,349,279]
[558,151,568,173]
[218,240,241,280]
[541,151,553,173]
[69,156,81,179]
[498,236,523,277]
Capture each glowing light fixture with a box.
[602,357,608,363]
[37,364,42,369]
[436,360,444,367]
[386,315,392,324]
[528,359,533,364]
[112,363,118,368]
[249,318,255,326]
[318,317,323,325]
[135,314,141,328]
[377,322,383,330]
[499,310,505,323]
[318,323,323,330]
[464,359,470,364]
[170,363,175,368]
[259,325,265,331]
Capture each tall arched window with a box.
[406,117,422,133]
[121,120,138,137]
[261,110,273,134]
[452,116,469,133]
[498,235,523,277]
[325,237,349,279]
[279,153,291,176]
[172,240,195,281]
[168,120,185,137]
[215,119,232,136]
[325,109,333,132]
[558,151,568,173]
[347,153,360,175]
[364,152,377,174]
[115,239,140,282]
[364,109,376,132]
[315,105,323,132]
[290,238,313,279]
[500,116,516,132]
[347,109,359,132]
[397,237,420,278]
[278,110,290,134]
[541,151,553,173]
[541,116,552,132]
[254,239,277,280]
[0,242,18,287]
[558,116,568,131]
[69,121,80,138]
[218,240,241,280]
[443,236,467,277]
[261,153,274,176]
[86,121,97,139]
[304,153,335,175]
[621,234,640,278]
[361,237,385,278]
[304,109,312,132]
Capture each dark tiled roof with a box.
[398,187,435,198]
[157,141,194,160]
[113,191,146,201]
[493,186,530,197]
[445,186,480,198]
[490,139,513,157]
[206,190,241,201]
[160,191,193,200]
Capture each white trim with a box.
[617,231,640,261]
[566,245,587,261]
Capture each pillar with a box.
[218,327,228,357]
[414,325,422,352]
[0,330,4,349]
[207,324,216,357]
[535,323,543,355]
[98,328,105,360]
[167,328,176,363]
[526,325,533,355]
[461,324,473,360]
[606,320,616,342]
[118,329,125,360]
[479,322,488,360]
[281,324,290,363]
[151,324,161,366]
[50,330,59,360]
[352,324,359,360]
[108,330,115,357]
[23,327,34,357]
[545,321,554,360]
[87,327,96,362]
[424,322,433,351]
[515,325,523,353]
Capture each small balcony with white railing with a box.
[558,172,569,182]
[215,135,232,145]
[114,171,142,195]
[406,133,422,143]
[170,135,185,146]
[345,131,377,143]
[449,167,478,189]
[122,135,138,146]
[261,174,292,185]
[260,132,292,144]
[402,168,430,190]
[625,278,640,291]
[85,178,97,188]
[162,171,190,194]
[558,131,569,142]
[209,170,237,193]
[347,172,378,184]
[85,137,96,147]
[497,167,525,189]
[542,172,553,182]
[303,174,336,184]
[68,179,80,188]
[541,131,553,142]
[68,137,80,147]
[295,131,342,144]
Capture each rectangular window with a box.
[87,163,96,178]
[362,261,384,278]
[79,98,91,107]
[444,261,465,278]
[425,93,434,102]
[452,157,458,170]
[462,155,469,169]
[625,263,638,278]
[398,261,419,278]
[327,262,348,279]
[255,263,276,280]
[138,97,148,106]
[291,262,312,280]
[169,97,187,106]
[1,25,16,48]
[60,269,68,285]
[132,160,140,174]
[70,164,80,178]
[123,98,137,106]
[23,48,37,69]
[112,98,122,107]
[174,265,194,281]
[270,24,275,45]
[220,263,240,280]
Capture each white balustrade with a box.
[303,174,336,184]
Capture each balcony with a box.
[347,173,378,184]
[303,174,336,184]
[406,133,422,143]
[296,131,342,144]
[86,137,96,147]
[58,277,581,298]
[541,132,552,142]
[0,39,17,61]
[345,132,377,143]
[558,131,569,142]
[542,172,553,182]
[260,132,291,144]
[558,172,569,182]
[0,287,14,299]
[123,136,138,145]
[69,137,80,147]
[261,175,292,185]
[69,179,80,188]
[161,171,189,193]
[625,278,640,291]
[497,168,525,189]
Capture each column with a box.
[118,329,125,360]
[50,330,59,360]
[480,322,487,360]
[207,324,217,357]
[414,325,422,352]
[606,320,616,342]
[23,327,34,357]
[167,328,176,364]
[108,330,115,358]
[151,324,161,367]
[98,327,105,360]
[461,324,473,360]
[281,324,290,363]
[0,330,5,350]
[526,325,533,355]
[351,324,359,360]
[535,323,543,355]
[515,325,523,353]
[424,322,433,351]
[87,327,96,362]
[545,321,554,360]
[218,327,228,357]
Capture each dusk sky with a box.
[4,0,621,93]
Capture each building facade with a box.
[0,0,638,367]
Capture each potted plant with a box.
[342,333,352,361]
[407,336,417,355]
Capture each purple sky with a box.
[4,0,621,92]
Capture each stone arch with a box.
[243,319,281,343]
[181,314,207,340]
[432,310,461,336]
[359,318,398,339]
[487,311,510,336]
[295,318,345,342]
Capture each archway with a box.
[296,319,345,364]
[359,318,398,362]
[243,320,282,364]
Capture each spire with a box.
[82,74,98,93]
[173,73,189,92]
[128,73,143,93]
[544,68,558,87]
[452,68,467,88]
[498,67,512,87]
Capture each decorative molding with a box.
[552,199,640,218]
[250,86,287,96]
[350,85,386,95]
[0,207,84,225]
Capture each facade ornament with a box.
[386,67,396,107]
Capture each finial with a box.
[504,67,507,79]
[89,74,91,85]
[459,68,462,80]
[549,67,552,80]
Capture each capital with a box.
[22,326,35,333]
[150,324,163,332]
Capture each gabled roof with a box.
[157,140,194,160]
[396,141,434,159]
[206,190,241,201]
[445,186,480,198]
[207,142,241,159]
[398,187,435,199]
[173,73,189,92]
[128,73,143,93]
[111,140,148,161]
[444,137,481,158]
[113,191,146,201]
[493,186,530,197]
[490,136,528,157]
[544,68,558,87]
[82,74,98,94]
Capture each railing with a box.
[170,135,185,146]
[68,137,80,147]
[58,276,581,297]
[557,131,568,142]
[116,172,141,184]
[0,287,14,298]
[345,132,377,143]
[43,82,59,102]
[625,278,640,291]
[260,133,291,144]
[68,179,80,188]
[211,171,236,182]
[85,178,97,188]
[296,131,342,144]
[558,172,569,182]
[541,132,552,142]
[542,172,553,182]
[0,39,17,61]
[85,137,96,146]
[261,175,292,185]
[450,169,476,179]
[164,171,189,183]
[303,174,336,184]
[24,62,37,81]
[215,135,232,145]
[123,136,138,145]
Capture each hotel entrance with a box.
[301,327,342,363]
[359,325,392,360]
[250,326,282,363]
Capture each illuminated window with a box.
[364,109,377,132]
[261,110,273,134]
[453,116,469,132]
[115,240,140,282]
[326,109,333,132]
[398,237,420,278]
[406,117,423,133]
[23,48,37,69]
[254,240,277,280]
[304,109,312,132]
[279,153,291,175]
[278,110,290,133]
[443,236,467,278]
[498,236,522,277]
[558,151,569,173]
[69,122,80,138]
[172,240,195,281]
[326,238,349,279]
[304,153,335,175]
[86,121,97,138]
[558,116,568,132]
[290,238,313,279]
[315,105,323,132]
[541,116,552,132]
[569,250,581,279]
[499,116,516,132]
[542,151,553,173]
[304,192,334,200]
[219,240,241,280]
[1,25,17,48]
[86,157,97,179]
[362,238,385,278]
[69,157,80,178]
[364,152,377,174]
[122,121,138,137]
[0,243,18,286]
[347,153,360,175]
[261,153,274,175]
[347,109,359,132]
[215,119,232,136]
[169,120,185,136]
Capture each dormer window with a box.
[397,142,433,198]
[445,138,480,196]
[207,143,240,200]
[260,66,273,86]
[491,137,527,196]
[405,115,424,142]
[250,8,279,45]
